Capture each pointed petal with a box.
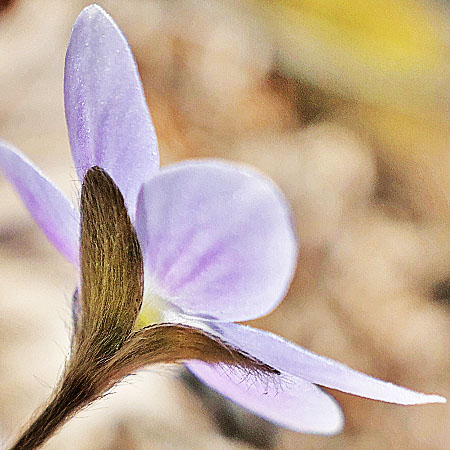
[187,361,344,434]
[64,5,159,217]
[0,140,79,265]
[135,160,298,321]
[205,321,446,405]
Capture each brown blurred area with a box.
[0,1,449,449]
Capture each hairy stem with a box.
[9,372,97,450]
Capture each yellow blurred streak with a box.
[255,0,449,110]
[283,0,440,72]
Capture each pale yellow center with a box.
[134,291,165,330]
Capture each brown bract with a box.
[9,167,276,450]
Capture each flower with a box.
[0,4,445,438]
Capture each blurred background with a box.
[0,0,449,448]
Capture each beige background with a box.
[0,1,449,449]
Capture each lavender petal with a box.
[135,160,298,321]
[64,5,159,217]
[187,361,344,434]
[0,140,79,265]
[203,321,447,405]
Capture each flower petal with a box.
[0,140,79,265]
[187,361,344,434]
[64,5,159,217]
[204,321,446,405]
[135,160,298,321]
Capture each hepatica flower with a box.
[0,5,445,449]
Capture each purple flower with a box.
[0,4,445,435]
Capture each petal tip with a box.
[309,397,345,436]
[380,384,448,406]
[424,394,447,405]
[79,4,108,20]
[74,4,118,35]
[323,418,345,436]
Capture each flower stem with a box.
[9,373,96,450]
